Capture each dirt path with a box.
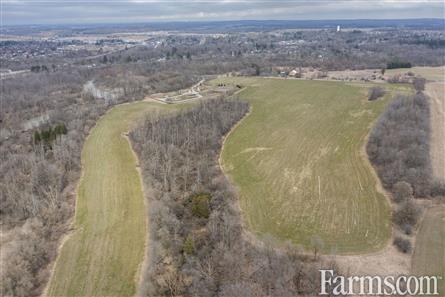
[335,243,411,277]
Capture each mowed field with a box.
[386,66,445,82]
[217,78,406,253]
[412,206,445,296]
[46,102,175,297]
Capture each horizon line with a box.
[3,18,444,28]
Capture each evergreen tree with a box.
[33,131,41,144]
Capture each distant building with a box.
[336,25,341,32]
[289,69,298,77]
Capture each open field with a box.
[216,77,410,253]
[386,66,445,82]
[412,206,445,296]
[427,81,445,183]
[45,102,177,297]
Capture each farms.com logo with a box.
[320,269,443,296]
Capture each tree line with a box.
[367,91,445,253]
[367,92,444,198]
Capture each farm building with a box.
[289,69,298,77]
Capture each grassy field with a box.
[46,102,177,297]
[216,77,408,254]
[412,206,445,296]
[386,66,445,81]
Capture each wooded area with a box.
[367,91,445,253]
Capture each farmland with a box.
[386,66,445,82]
[217,77,406,253]
[412,206,445,296]
[45,102,176,297]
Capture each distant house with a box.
[289,69,298,77]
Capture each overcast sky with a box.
[2,0,444,26]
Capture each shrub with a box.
[430,181,445,197]
[393,236,412,253]
[413,77,426,92]
[183,234,195,255]
[34,123,68,147]
[190,193,211,219]
[386,61,412,69]
[393,201,421,227]
[368,87,386,101]
[401,223,413,235]
[392,181,414,203]
[367,93,432,197]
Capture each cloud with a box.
[1,0,444,25]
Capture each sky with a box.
[1,0,444,26]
